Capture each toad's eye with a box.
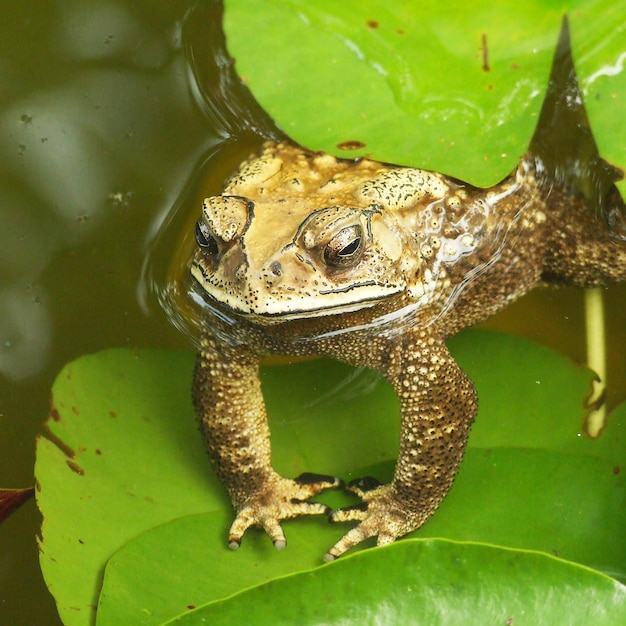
[195,220,219,257]
[323,225,364,269]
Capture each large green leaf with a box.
[167,541,626,626]
[223,0,626,197]
[35,330,626,624]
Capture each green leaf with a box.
[450,330,624,464]
[167,540,626,626]
[423,447,625,571]
[223,0,626,196]
[36,330,625,624]
[35,350,227,626]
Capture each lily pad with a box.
[35,330,625,624]
[223,0,626,196]
[167,540,626,626]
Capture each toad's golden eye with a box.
[195,220,219,258]
[323,225,363,269]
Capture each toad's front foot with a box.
[228,472,342,550]
[325,478,424,561]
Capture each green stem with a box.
[584,287,606,438]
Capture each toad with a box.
[190,139,626,560]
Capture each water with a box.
[0,2,216,623]
[0,2,625,624]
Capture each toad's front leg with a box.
[326,335,477,560]
[193,333,340,550]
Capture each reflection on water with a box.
[0,286,51,381]
[0,1,202,382]
[0,1,235,623]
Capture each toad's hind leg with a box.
[543,185,626,287]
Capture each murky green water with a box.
[0,2,625,624]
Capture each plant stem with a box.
[584,287,607,438]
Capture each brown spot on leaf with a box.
[66,460,85,476]
[614,466,621,475]
[337,140,366,151]
[95,449,102,455]
[49,407,61,422]
[72,406,80,415]
[109,411,117,418]
[42,425,76,459]
[366,20,379,29]
[481,33,490,72]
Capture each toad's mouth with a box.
[190,263,404,324]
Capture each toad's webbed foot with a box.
[325,478,423,561]
[228,472,342,550]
